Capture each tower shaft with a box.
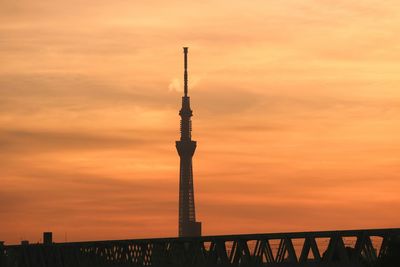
[176,47,202,237]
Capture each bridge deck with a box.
[2,228,400,266]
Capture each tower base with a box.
[181,221,202,237]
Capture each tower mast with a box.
[176,47,202,237]
[184,47,188,97]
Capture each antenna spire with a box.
[183,47,188,97]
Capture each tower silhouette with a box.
[176,47,202,237]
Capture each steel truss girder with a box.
[2,228,400,267]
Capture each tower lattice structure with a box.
[176,47,202,237]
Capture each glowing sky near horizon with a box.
[1,0,400,244]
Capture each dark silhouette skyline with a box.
[176,47,202,237]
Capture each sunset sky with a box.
[1,0,400,244]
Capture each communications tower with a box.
[176,47,202,237]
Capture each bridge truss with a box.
[1,228,399,267]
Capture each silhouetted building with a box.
[43,232,52,245]
[176,47,202,237]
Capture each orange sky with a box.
[1,0,400,244]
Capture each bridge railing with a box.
[2,228,400,267]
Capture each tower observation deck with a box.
[176,47,202,237]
